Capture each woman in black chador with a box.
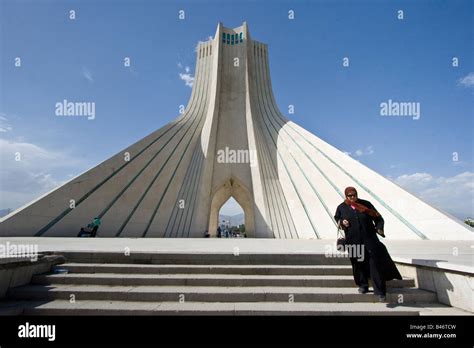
[334,186,402,301]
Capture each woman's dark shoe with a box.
[378,295,387,302]
[358,287,369,294]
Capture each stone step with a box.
[57,252,351,265]
[21,299,427,315]
[9,284,437,303]
[60,263,353,275]
[31,273,415,288]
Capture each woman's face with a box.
[346,191,357,202]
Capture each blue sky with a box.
[0,0,472,219]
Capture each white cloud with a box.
[0,138,85,210]
[177,63,194,88]
[353,145,374,157]
[0,114,13,132]
[390,163,405,169]
[394,171,474,219]
[458,72,474,87]
[179,73,194,88]
[82,67,94,83]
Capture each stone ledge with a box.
[393,257,474,275]
[393,257,473,313]
[0,254,65,299]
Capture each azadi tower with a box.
[1,23,472,240]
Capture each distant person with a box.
[77,227,91,237]
[204,230,210,238]
[78,217,101,237]
[334,187,402,302]
[217,226,222,238]
[89,217,101,237]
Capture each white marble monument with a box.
[1,23,472,240]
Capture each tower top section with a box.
[215,22,250,45]
[195,22,257,62]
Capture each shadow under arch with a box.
[208,176,255,237]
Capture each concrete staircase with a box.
[5,252,447,315]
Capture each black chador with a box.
[334,188,402,297]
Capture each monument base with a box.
[0,238,471,315]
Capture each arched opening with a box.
[218,197,245,238]
[208,177,255,237]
